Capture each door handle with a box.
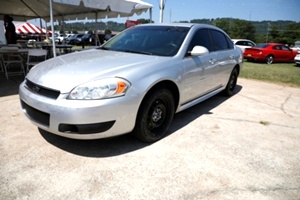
[209,58,216,64]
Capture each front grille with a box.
[25,79,60,99]
[21,100,50,127]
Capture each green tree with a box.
[104,29,112,34]
[255,34,266,43]
[230,19,256,41]
[269,25,280,41]
[282,22,300,45]
[213,19,231,33]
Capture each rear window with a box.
[236,41,254,46]
[255,43,270,48]
[210,29,233,51]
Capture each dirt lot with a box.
[0,77,300,200]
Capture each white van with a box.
[0,20,7,45]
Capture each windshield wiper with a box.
[123,49,153,55]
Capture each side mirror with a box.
[190,46,209,56]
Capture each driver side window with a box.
[188,29,213,52]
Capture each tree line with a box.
[55,18,300,46]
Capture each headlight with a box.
[68,78,130,100]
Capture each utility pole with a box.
[266,22,271,43]
[159,0,165,23]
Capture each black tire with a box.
[266,55,274,64]
[223,68,238,96]
[133,88,175,143]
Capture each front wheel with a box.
[223,68,238,96]
[266,55,274,64]
[133,88,175,143]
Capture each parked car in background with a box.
[67,34,84,45]
[64,34,74,43]
[80,34,97,45]
[291,41,300,52]
[243,43,298,64]
[98,33,116,44]
[295,53,300,66]
[19,23,243,143]
[54,33,65,43]
[78,33,116,46]
[232,39,256,52]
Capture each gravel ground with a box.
[0,77,300,200]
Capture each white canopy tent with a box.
[0,0,153,56]
[0,0,153,21]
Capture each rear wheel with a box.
[266,55,274,64]
[223,68,238,96]
[133,88,175,143]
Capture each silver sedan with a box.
[19,23,243,142]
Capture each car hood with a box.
[27,49,165,93]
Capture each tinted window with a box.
[236,40,254,46]
[225,35,234,49]
[210,29,230,51]
[236,41,245,45]
[281,46,290,51]
[82,34,90,39]
[188,29,213,52]
[248,41,255,46]
[273,46,281,50]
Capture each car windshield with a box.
[69,34,77,39]
[82,34,90,39]
[255,43,270,48]
[101,25,190,56]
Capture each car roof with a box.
[232,39,253,42]
[136,23,220,29]
[263,43,286,46]
[137,23,193,28]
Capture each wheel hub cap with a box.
[152,107,162,122]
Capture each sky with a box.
[28,0,300,26]
[120,0,300,23]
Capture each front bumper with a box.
[19,80,140,140]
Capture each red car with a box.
[243,43,298,64]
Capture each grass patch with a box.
[240,61,300,88]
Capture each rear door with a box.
[209,29,236,87]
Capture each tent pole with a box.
[39,18,43,40]
[49,0,56,57]
[150,8,152,23]
[95,12,98,46]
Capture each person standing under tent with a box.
[3,15,17,44]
